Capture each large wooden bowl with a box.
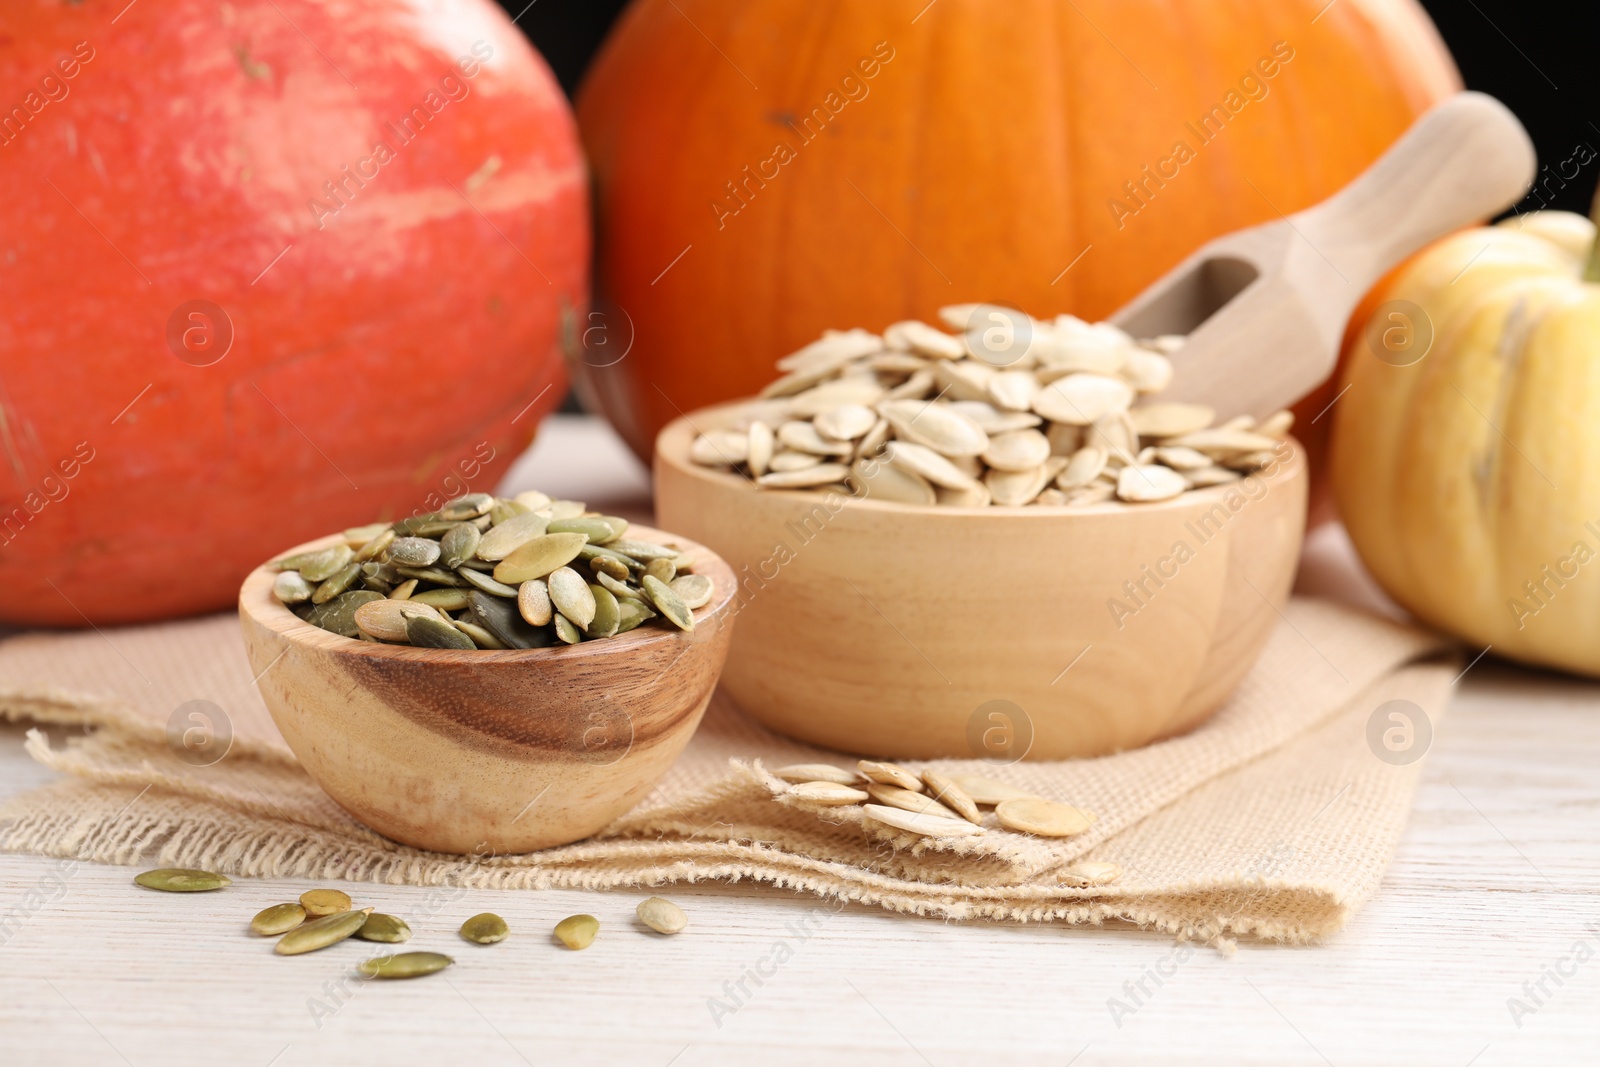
[655,405,1307,761]
[238,526,736,854]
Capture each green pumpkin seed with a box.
[516,579,553,626]
[406,614,476,650]
[395,565,469,587]
[470,590,553,649]
[304,590,384,637]
[276,907,373,955]
[489,499,530,525]
[358,951,453,979]
[452,619,506,649]
[642,575,694,631]
[514,489,551,510]
[439,492,494,520]
[595,570,640,603]
[361,577,395,595]
[410,587,473,611]
[273,571,314,604]
[312,562,362,604]
[439,523,480,569]
[546,500,585,520]
[644,558,677,585]
[355,598,440,642]
[554,613,582,644]
[459,567,519,597]
[547,566,596,630]
[134,868,231,893]
[363,561,405,583]
[547,517,620,544]
[636,897,687,935]
[669,574,714,610]
[493,532,589,584]
[354,527,396,562]
[251,902,306,936]
[389,578,419,600]
[387,537,442,567]
[357,913,412,943]
[271,549,323,571]
[459,912,509,944]
[299,545,354,582]
[475,512,550,561]
[553,914,598,950]
[579,543,643,572]
[391,512,441,536]
[589,555,630,581]
[609,539,679,562]
[299,888,352,917]
[587,584,620,638]
[615,600,657,634]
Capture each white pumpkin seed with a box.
[813,403,878,442]
[1129,402,1215,439]
[995,797,1094,837]
[857,759,921,791]
[778,420,853,456]
[758,464,851,489]
[1060,861,1122,886]
[981,429,1051,472]
[1115,464,1188,502]
[862,804,985,838]
[636,897,688,935]
[773,763,859,785]
[851,457,937,505]
[747,420,775,477]
[865,783,963,820]
[1032,373,1133,425]
[879,399,988,457]
[789,781,871,805]
[768,450,823,472]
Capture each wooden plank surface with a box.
[2,417,1597,1066]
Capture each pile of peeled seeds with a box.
[773,760,1122,887]
[269,491,715,649]
[689,306,1293,507]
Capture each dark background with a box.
[497,0,1598,216]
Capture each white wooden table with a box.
[2,416,1597,1067]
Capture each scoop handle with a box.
[1297,91,1536,289]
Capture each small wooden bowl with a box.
[655,405,1307,761]
[238,526,736,855]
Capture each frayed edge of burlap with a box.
[1,688,298,765]
[0,780,1349,944]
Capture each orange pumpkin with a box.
[0,0,587,627]
[575,0,1459,512]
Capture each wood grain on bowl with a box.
[239,527,736,855]
[655,405,1306,760]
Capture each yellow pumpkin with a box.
[1331,208,1600,676]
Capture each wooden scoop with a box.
[1110,91,1536,419]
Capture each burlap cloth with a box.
[0,595,1452,945]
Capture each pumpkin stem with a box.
[1586,181,1600,283]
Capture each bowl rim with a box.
[656,401,1305,518]
[239,522,738,665]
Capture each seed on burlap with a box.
[1059,862,1122,886]
[921,771,982,824]
[789,781,871,805]
[994,797,1094,837]
[862,804,985,838]
[857,760,922,792]
[774,763,860,786]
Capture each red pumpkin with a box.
[0,0,586,627]
[576,0,1459,516]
